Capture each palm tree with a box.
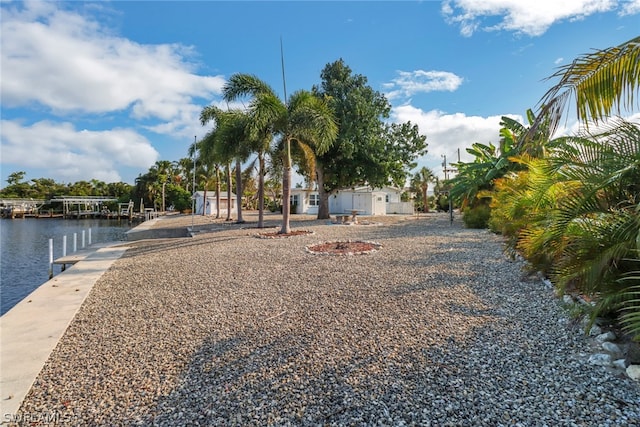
[411,167,435,213]
[527,36,640,339]
[192,130,226,218]
[540,120,640,338]
[200,107,254,223]
[222,74,337,234]
[176,157,196,192]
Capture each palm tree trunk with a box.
[423,186,429,212]
[226,163,232,221]
[257,152,265,228]
[235,159,244,223]
[215,166,221,219]
[316,162,330,219]
[280,138,292,234]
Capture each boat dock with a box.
[0,199,46,219]
[0,197,140,220]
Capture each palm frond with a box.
[535,36,640,134]
[223,73,277,102]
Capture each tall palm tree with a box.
[222,74,337,234]
[200,107,254,223]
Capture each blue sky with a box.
[1,0,639,186]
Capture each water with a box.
[0,218,132,315]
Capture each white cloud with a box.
[385,70,464,101]
[391,104,640,180]
[391,104,521,177]
[0,1,225,126]
[1,120,159,183]
[619,0,640,15]
[442,0,619,36]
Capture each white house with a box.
[377,186,415,215]
[290,186,413,216]
[290,189,320,216]
[193,191,237,216]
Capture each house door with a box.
[290,195,300,214]
[353,193,367,213]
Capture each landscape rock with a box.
[587,324,602,337]
[613,359,628,370]
[626,341,640,364]
[627,365,640,381]
[595,331,616,343]
[602,341,623,355]
[588,353,613,367]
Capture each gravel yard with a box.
[16,213,640,426]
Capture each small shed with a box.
[329,188,387,216]
[193,191,237,215]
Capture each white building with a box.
[193,191,237,216]
[290,186,413,216]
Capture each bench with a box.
[334,215,348,223]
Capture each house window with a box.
[309,194,319,206]
[385,194,389,203]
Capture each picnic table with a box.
[348,209,364,223]
[333,210,364,224]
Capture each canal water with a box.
[0,218,132,315]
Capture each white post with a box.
[88,228,92,246]
[73,233,77,252]
[61,235,68,272]
[48,239,54,279]
[82,230,86,249]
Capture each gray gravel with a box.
[16,213,640,426]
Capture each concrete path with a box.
[0,245,129,421]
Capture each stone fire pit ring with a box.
[306,240,382,256]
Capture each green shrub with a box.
[462,204,491,229]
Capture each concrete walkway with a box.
[0,245,129,421]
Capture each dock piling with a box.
[48,239,53,279]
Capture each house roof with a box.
[194,191,236,198]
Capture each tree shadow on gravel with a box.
[137,328,483,426]
[119,235,246,260]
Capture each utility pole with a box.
[442,153,457,180]
[441,153,454,225]
[441,154,448,180]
